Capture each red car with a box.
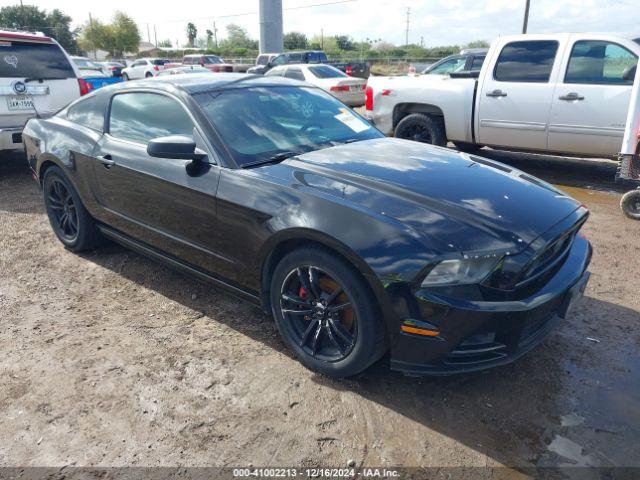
[182,54,234,72]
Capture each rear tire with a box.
[42,166,102,251]
[270,246,387,377]
[620,189,640,220]
[122,73,129,81]
[145,72,153,78]
[395,113,446,147]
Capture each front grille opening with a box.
[517,233,575,288]
[444,332,508,366]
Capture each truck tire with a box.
[394,113,446,147]
[620,189,640,220]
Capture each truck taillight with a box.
[78,78,92,96]
[153,65,159,71]
[365,86,373,110]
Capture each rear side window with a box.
[565,41,638,85]
[470,55,485,71]
[66,95,107,131]
[152,59,169,66]
[0,40,74,79]
[109,92,195,144]
[494,40,558,83]
[284,68,305,81]
[308,65,346,78]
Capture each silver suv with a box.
[0,30,82,153]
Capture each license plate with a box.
[7,95,34,111]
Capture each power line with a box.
[146,0,359,25]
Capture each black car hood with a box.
[266,138,581,256]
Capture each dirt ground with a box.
[1,149,639,477]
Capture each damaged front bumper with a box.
[388,235,592,376]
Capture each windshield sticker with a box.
[334,109,370,133]
[4,55,18,69]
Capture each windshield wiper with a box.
[24,77,68,83]
[241,151,301,169]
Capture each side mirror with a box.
[147,135,207,161]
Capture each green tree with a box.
[465,40,489,49]
[334,35,355,51]
[284,31,308,50]
[221,24,257,50]
[186,22,197,47]
[158,39,172,48]
[206,29,214,49]
[0,5,78,52]
[78,11,140,57]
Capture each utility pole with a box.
[88,12,97,60]
[522,0,531,34]
[405,7,411,47]
[146,23,151,44]
[321,28,324,50]
[19,0,26,30]
[154,25,158,47]
[213,21,218,48]
[259,0,283,54]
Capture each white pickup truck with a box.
[365,33,640,158]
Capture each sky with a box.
[20,0,640,48]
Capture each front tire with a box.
[43,166,102,251]
[620,189,640,220]
[270,247,387,377]
[395,113,446,147]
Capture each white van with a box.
[0,30,83,153]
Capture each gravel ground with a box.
[1,150,639,476]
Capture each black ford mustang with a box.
[24,74,592,377]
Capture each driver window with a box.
[109,92,195,145]
[272,55,286,66]
[565,40,638,85]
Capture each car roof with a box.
[0,30,52,43]
[97,72,308,95]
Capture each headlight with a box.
[420,257,501,287]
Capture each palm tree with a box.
[186,23,197,47]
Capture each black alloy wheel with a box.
[270,247,387,377]
[46,177,79,242]
[280,265,357,362]
[42,166,102,251]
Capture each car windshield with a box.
[0,40,75,78]
[308,65,347,78]
[195,86,382,166]
[204,56,223,64]
[74,58,99,69]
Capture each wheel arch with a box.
[392,102,445,130]
[258,229,391,327]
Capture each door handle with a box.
[98,154,116,168]
[486,89,507,97]
[559,92,584,101]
